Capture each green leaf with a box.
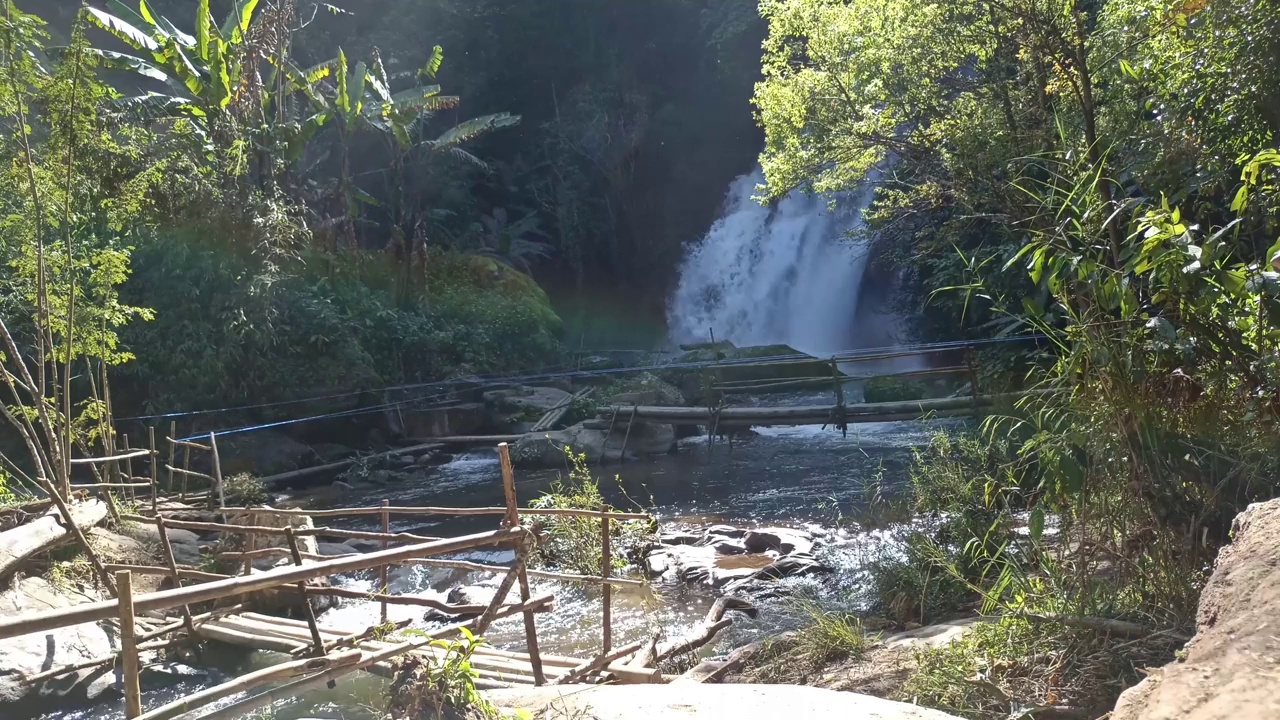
[1119,58,1139,80]
[1029,506,1045,541]
[196,0,211,60]
[84,48,169,83]
[139,0,195,46]
[429,113,520,150]
[420,45,444,79]
[222,0,260,44]
[335,48,349,115]
[85,7,160,53]
[1231,185,1249,213]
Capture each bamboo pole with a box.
[380,500,390,624]
[155,516,195,635]
[104,564,225,582]
[166,421,175,495]
[117,570,141,718]
[164,437,211,451]
[601,505,612,652]
[472,539,524,636]
[148,426,157,514]
[401,557,645,587]
[121,434,134,502]
[135,650,362,720]
[198,505,651,520]
[284,527,326,660]
[0,527,524,640]
[498,443,544,685]
[179,445,190,502]
[68,449,151,465]
[209,433,224,511]
[552,640,646,685]
[163,465,216,483]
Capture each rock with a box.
[447,585,498,607]
[317,542,356,557]
[0,578,140,718]
[659,530,701,546]
[345,539,383,553]
[217,430,315,476]
[484,386,573,413]
[710,538,749,556]
[603,372,687,407]
[399,401,487,438]
[743,527,815,555]
[325,481,355,502]
[721,554,833,594]
[1110,498,1280,720]
[487,683,965,720]
[644,551,671,577]
[705,525,747,539]
[511,420,677,468]
[310,443,356,463]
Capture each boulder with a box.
[316,542,356,557]
[484,386,573,413]
[487,682,965,720]
[659,530,701,546]
[644,550,671,578]
[743,527,815,556]
[217,431,315,476]
[510,420,676,468]
[447,584,499,607]
[1110,498,1280,720]
[603,372,687,407]
[395,401,486,438]
[704,525,747,540]
[0,578,141,718]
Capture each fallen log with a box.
[0,499,108,582]
[655,597,757,663]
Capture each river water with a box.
[40,416,959,720]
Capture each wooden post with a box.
[209,433,225,511]
[831,359,847,438]
[379,499,390,624]
[497,443,545,685]
[283,528,327,662]
[166,421,175,496]
[117,570,142,719]
[180,445,191,502]
[155,517,195,635]
[617,405,637,464]
[121,434,134,501]
[147,426,158,514]
[601,505,612,652]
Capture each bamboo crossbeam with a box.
[164,437,211,452]
[104,564,226,582]
[553,640,646,685]
[136,650,363,720]
[69,449,152,465]
[70,482,152,490]
[217,547,348,561]
[120,516,443,545]
[298,585,538,615]
[163,465,215,482]
[21,636,185,683]
[401,556,646,587]
[0,527,525,640]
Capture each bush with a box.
[527,448,653,575]
[223,473,268,507]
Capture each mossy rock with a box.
[663,343,838,402]
[430,252,563,333]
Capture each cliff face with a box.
[1111,498,1280,720]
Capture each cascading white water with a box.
[668,167,882,357]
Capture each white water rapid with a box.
[668,167,884,357]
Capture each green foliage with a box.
[222,472,266,506]
[528,448,653,576]
[386,628,501,720]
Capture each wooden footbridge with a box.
[0,444,736,720]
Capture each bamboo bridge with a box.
[0,444,734,720]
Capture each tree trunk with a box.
[1073,7,1125,265]
[0,499,108,583]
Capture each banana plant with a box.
[82,0,261,137]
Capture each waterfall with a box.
[667,167,884,358]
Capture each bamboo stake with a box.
[283,527,326,662]
[209,433,224,511]
[498,443,544,685]
[166,421,175,495]
[147,426,157,514]
[616,404,637,463]
[155,516,195,635]
[180,445,190,502]
[601,505,612,652]
[121,434,135,502]
[136,650,362,720]
[290,618,413,657]
[117,570,141,718]
[472,537,526,635]
[380,499,389,624]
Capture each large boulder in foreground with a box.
[0,578,128,718]
[486,683,963,719]
[511,420,675,468]
[1110,498,1280,720]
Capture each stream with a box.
[39,416,961,720]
